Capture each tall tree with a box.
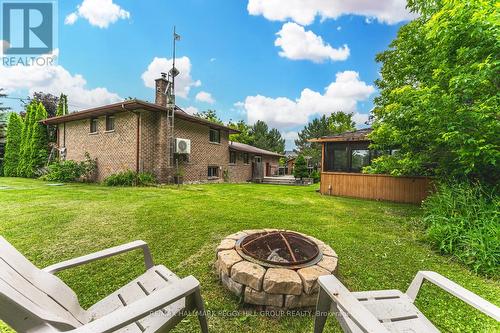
[23,92,59,118]
[250,120,269,150]
[3,113,23,176]
[194,109,223,124]
[267,128,285,154]
[27,103,49,177]
[249,120,285,153]
[295,112,355,166]
[56,94,68,116]
[0,88,11,112]
[368,0,499,184]
[17,103,34,177]
[228,119,254,144]
[0,89,11,167]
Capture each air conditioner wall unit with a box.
[175,138,191,154]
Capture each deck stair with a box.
[260,176,311,186]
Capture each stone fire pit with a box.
[215,229,338,309]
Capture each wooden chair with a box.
[0,237,209,333]
[314,271,500,333]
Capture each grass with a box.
[0,177,498,333]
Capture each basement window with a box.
[209,128,220,143]
[105,115,115,131]
[208,166,219,179]
[229,151,237,164]
[90,118,98,133]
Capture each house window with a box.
[209,128,220,143]
[229,151,237,164]
[243,153,249,164]
[105,115,115,131]
[208,166,219,178]
[325,142,373,172]
[332,148,348,171]
[351,149,370,171]
[255,156,262,163]
[90,118,98,133]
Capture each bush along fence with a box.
[3,102,49,178]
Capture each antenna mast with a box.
[167,26,180,168]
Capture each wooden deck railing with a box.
[320,172,432,204]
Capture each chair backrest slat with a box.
[0,237,87,332]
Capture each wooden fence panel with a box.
[320,172,432,204]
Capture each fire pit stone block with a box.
[221,272,244,296]
[297,265,330,295]
[263,268,302,295]
[245,287,284,307]
[217,249,243,276]
[231,261,266,291]
[317,256,338,273]
[284,293,319,308]
[216,238,236,253]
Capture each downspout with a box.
[135,112,140,173]
[121,103,141,174]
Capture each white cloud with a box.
[275,22,349,63]
[195,91,215,104]
[183,106,199,115]
[65,0,130,28]
[337,26,342,31]
[243,70,374,129]
[210,58,217,62]
[247,0,416,25]
[0,55,121,109]
[141,56,201,99]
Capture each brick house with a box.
[43,76,282,183]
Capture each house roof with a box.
[308,128,372,143]
[229,141,284,157]
[42,99,239,133]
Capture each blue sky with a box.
[1,0,414,149]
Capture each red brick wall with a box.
[173,118,229,183]
[59,112,137,181]
[58,109,281,183]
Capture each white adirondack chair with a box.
[0,237,209,333]
[314,271,500,333]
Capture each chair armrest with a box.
[67,276,200,333]
[42,240,154,274]
[406,271,500,321]
[317,275,389,333]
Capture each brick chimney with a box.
[155,73,168,107]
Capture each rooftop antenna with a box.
[166,26,181,169]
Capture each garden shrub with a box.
[41,160,83,182]
[311,170,320,183]
[137,172,156,186]
[104,170,136,186]
[104,171,156,186]
[422,182,499,277]
[40,152,97,182]
[293,155,308,179]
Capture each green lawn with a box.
[0,178,498,333]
